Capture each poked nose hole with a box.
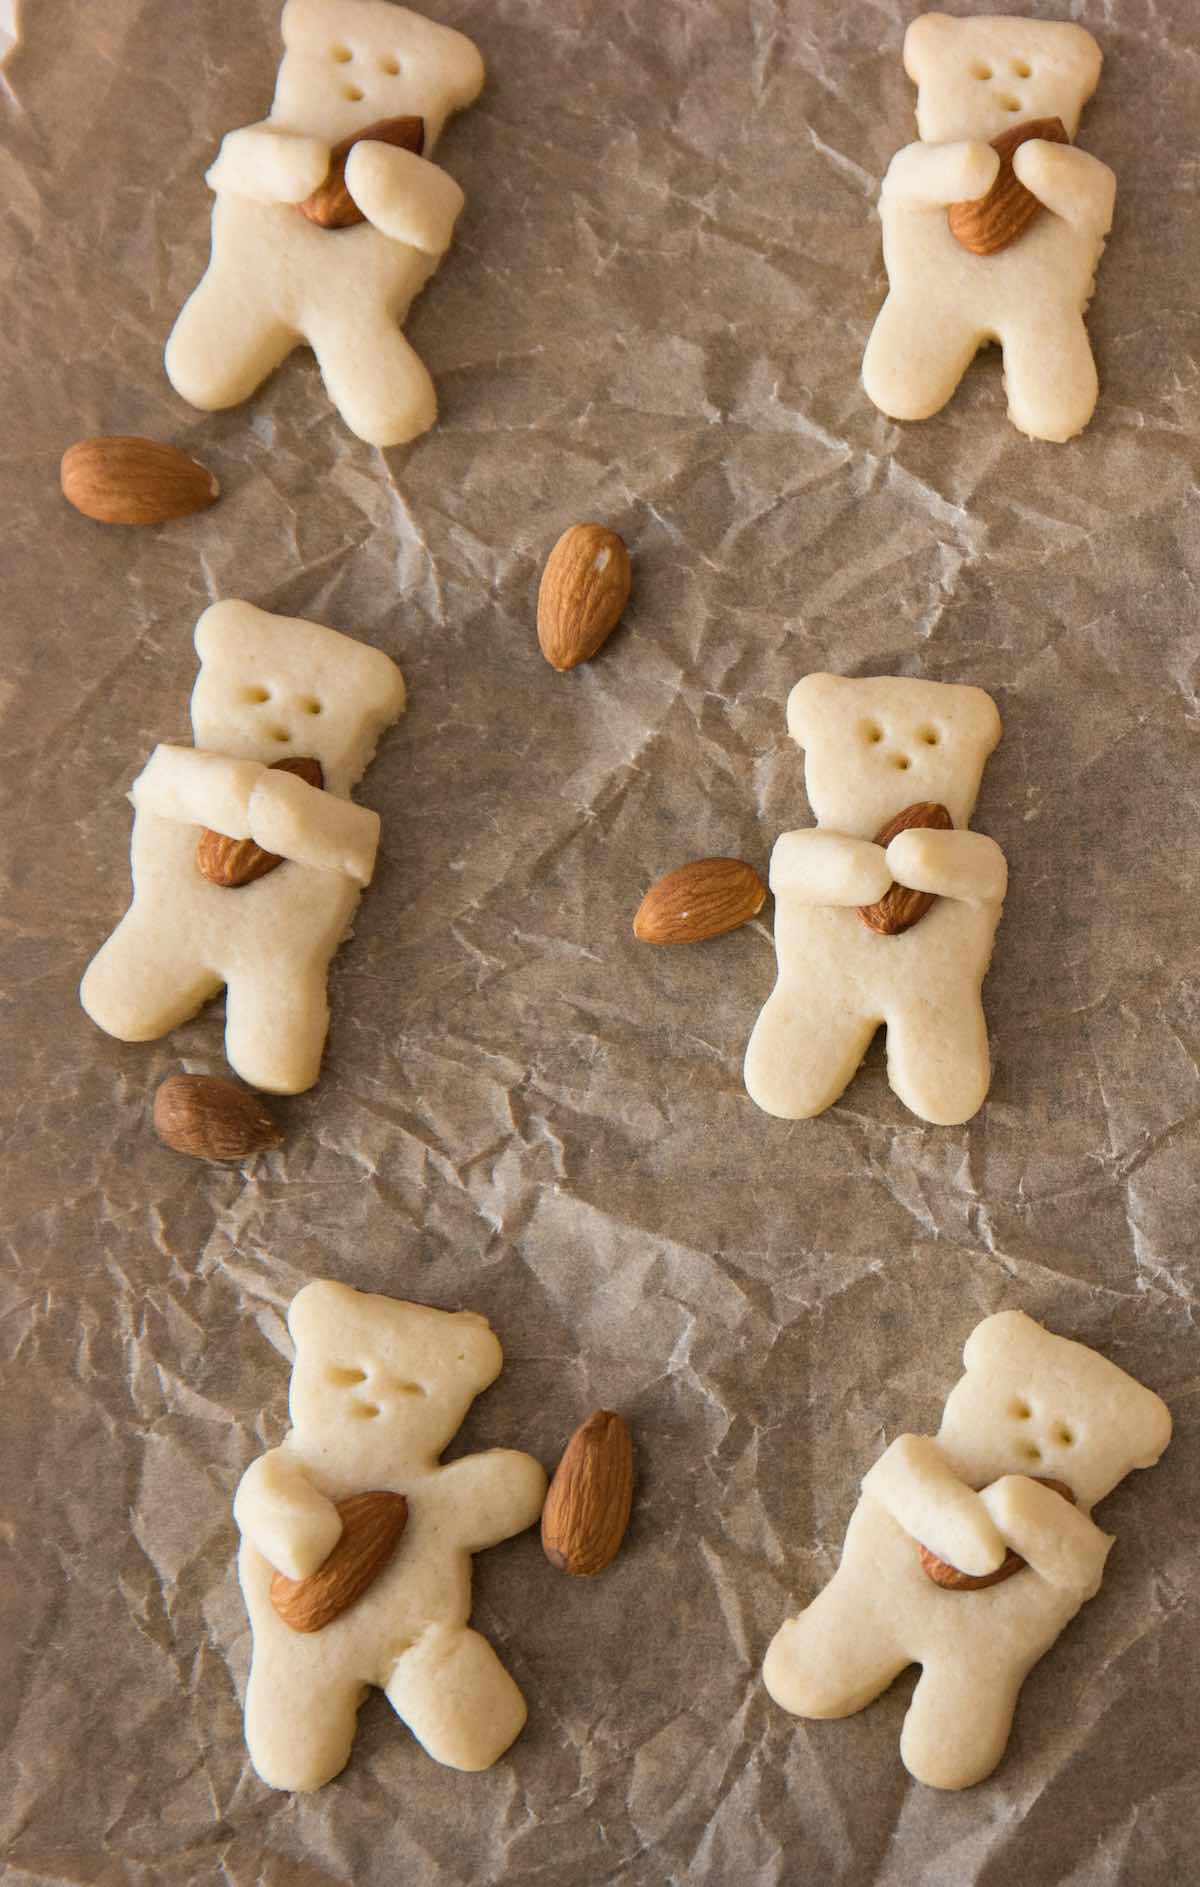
[892,754,911,771]
[995,92,1021,112]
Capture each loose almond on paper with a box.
[298,115,425,229]
[196,755,324,888]
[153,1074,282,1162]
[948,117,1069,258]
[634,857,767,946]
[271,1491,409,1632]
[919,1478,1075,1590]
[857,801,953,937]
[60,436,220,525]
[541,1410,634,1576]
[537,524,632,671]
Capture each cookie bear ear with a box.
[962,1308,1046,1375]
[902,12,958,87]
[786,673,843,750]
[948,683,1002,756]
[194,598,265,665]
[287,1277,351,1346]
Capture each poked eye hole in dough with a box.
[859,720,885,746]
[327,1364,369,1387]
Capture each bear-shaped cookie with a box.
[79,600,405,1094]
[743,673,1006,1125]
[165,1,484,446]
[862,13,1115,442]
[763,1311,1171,1790]
[234,1280,547,1789]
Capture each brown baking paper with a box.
[1,1,1198,1881]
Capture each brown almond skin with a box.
[61,436,219,525]
[857,801,953,937]
[542,1410,634,1576]
[196,755,324,889]
[298,116,425,229]
[270,1492,409,1632]
[634,857,766,946]
[153,1074,282,1162]
[919,1478,1075,1590]
[537,524,632,671]
[948,117,1069,258]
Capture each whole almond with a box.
[857,801,953,937]
[153,1074,282,1161]
[270,1491,409,1632]
[948,117,1069,258]
[541,1410,634,1576]
[537,524,632,671]
[919,1478,1075,1590]
[61,436,219,525]
[634,857,766,946]
[196,755,324,889]
[298,116,425,229]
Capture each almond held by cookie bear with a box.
[763,1312,1171,1790]
[862,13,1115,442]
[165,2,485,447]
[234,1281,547,1789]
[744,674,1007,1125]
[80,600,405,1095]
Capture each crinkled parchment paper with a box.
[1,2,1198,1881]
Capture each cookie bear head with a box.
[785,673,1001,838]
[935,1311,1172,1514]
[273,0,485,149]
[190,600,405,797]
[904,13,1102,145]
[286,1279,505,1473]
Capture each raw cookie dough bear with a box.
[862,14,1115,442]
[165,2,485,446]
[744,673,1006,1125]
[80,600,405,1094]
[235,1280,547,1789]
[764,1311,1171,1790]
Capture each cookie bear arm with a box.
[769,830,893,906]
[130,745,266,838]
[205,123,332,205]
[884,829,1007,906]
[863,1435,1007,1577]
[246,772,381,886]
[1012,141,1116,238]
[433,1450,548,1550]
[979,1476,1113,1594]
[343,143,466,256]
[233,1448,343,1581]
[881,139,1000,211]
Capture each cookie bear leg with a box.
[745,993,878,1119]
[385,1625,527,1771]
[900,1659,1021,1790]
[1000,317,1099,444]
[80,915,221,1042]
[884,993,990,1126]
[306,307,438,448]
[764,1595,908,1720]
[862,294,980,422]
[166,266,298,412]
[244,1654,366,1792]
[224,963,329,1095]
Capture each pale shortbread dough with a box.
[764,1311,1172,1791]
[79,600,405,1094]
[166,2,484,446]
[862,14,1114,443]
[235,1281,547,1789]
[744,674,1005,1125]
